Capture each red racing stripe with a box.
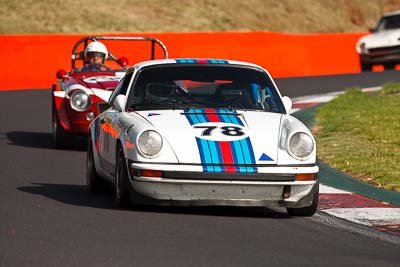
[219,141,235,172]
[224,166,237,172]
[205,109,220,122]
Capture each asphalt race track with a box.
[1,71,400,266]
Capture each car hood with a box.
[134,109,283,165]
[78,73,125,101]
[359,29,400,49]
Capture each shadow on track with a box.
[140,204,290,219]
[17,182,290,219]
[18,183,115,209]
[6,131,86,151]
[6,131,54,149]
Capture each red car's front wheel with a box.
[52,109,72,149]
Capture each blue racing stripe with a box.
[219,114,230,123]
[185,109,199,125]
[231,115,244,126]
[220,110,243,126]
[239,166,247,173]
[186,114,195,125]
[229,141,238,164]
[214,141,225,172]
[186,109,257,173]
[244,137,256,164]
[204,165,215,172]
[199,138,212,164]
[232,140,244,164]
[246,167,257,173]
[239,138,252,164]
[195,109,208,123]
[208,140,220,164]
[196,137,206,164]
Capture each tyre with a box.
[53,109,71,149]
[287,182,319,217]
[384,63,396,70]
[86,137,104,194]
[360,62,372,72]
[115,145,131,208]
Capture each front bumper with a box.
[128,162,319,208]
[360,45,400,64]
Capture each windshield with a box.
[375,14,400,31]
[125,64,286,114]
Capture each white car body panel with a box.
[357,29,400,50]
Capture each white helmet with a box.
[84,41,108,59]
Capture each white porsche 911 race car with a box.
[87,58,319,216]
[356,10,400,71]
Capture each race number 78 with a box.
[193,125,244,136]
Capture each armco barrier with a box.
[0,31,366,90]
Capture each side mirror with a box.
[56,69,67,80]
[117,57,129,67]
[112,95,126,112]
[282,96,292,113]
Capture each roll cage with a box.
[71,36,169,70]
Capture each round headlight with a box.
[287,132,314,160]
[137,130,163,157]
[70,90,91,112]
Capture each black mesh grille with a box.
[368,45,400,55]
[162,171,295,182]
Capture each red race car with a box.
[52,36,168,148]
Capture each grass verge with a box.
[314,83,400,192]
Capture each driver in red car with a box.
[81,41,111,72]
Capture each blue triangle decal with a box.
[259,153,273,161]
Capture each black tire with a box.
[287,182,319,217]
[384,63,396,70]
[52,109,71,149]
[360,62,372,72]
[115,145,131,208]
[86,137,104,194]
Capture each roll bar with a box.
[71,36,169,69]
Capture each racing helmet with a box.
[84,41,108,63]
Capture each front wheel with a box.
[384,63,396,70]
[287,182,319,217]
[360,62,372,72]
[53,109,71,149]
[86,136,105,194]
[115,145,131,208]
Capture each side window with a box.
[108,72,133,104]
[109,77,125,103]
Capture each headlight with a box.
[137,130,163,157]
[287,132,314,160]
[70,90,91,111]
